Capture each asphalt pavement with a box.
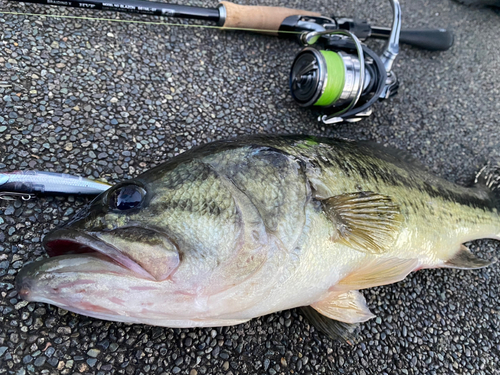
[0,0,499,374]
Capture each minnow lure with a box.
[0,170,111,200]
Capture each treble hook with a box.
[0,192,35,201]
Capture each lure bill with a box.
[0,170,111,200]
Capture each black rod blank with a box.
[9,0,221,22]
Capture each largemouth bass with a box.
[16,135,500,340]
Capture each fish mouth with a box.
[42,229,156,281]
[15,228,160,309]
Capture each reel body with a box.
[287,0,402,124]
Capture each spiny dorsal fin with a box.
[299,306,359,344]
[322,192,403,254]
[443,245,493,269]
[475,158,500,192]
[310,290,375,324]
[335,257,419,290]
[475,158,500,208]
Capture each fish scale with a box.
[204,148,308,249]
[16,135,500,341]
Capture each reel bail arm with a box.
[380,0,401,74]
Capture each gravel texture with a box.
[0,0,499,374]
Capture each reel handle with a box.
[218,1,321,34]
[371,27,454,51]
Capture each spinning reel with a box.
[12,0,452,125]
[287,0,404,124]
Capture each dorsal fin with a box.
[474,158,500,210]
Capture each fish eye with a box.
[108,184,146,211]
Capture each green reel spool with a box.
[315,51,345,106]
[290,47,346,108]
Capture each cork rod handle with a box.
[219,1,321,33]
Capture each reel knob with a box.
[290,47,371,109]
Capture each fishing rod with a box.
[8,0,454,124]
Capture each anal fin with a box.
[443,245,493,269]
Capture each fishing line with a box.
[0,10,302,35]
[0,8,383,125]
[1,0,454,124]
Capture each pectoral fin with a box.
[322,192,402,254]
[310,290,375,324]
[336,257,419,291]
[443,245,493,269]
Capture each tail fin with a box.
[475,158,500,210]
